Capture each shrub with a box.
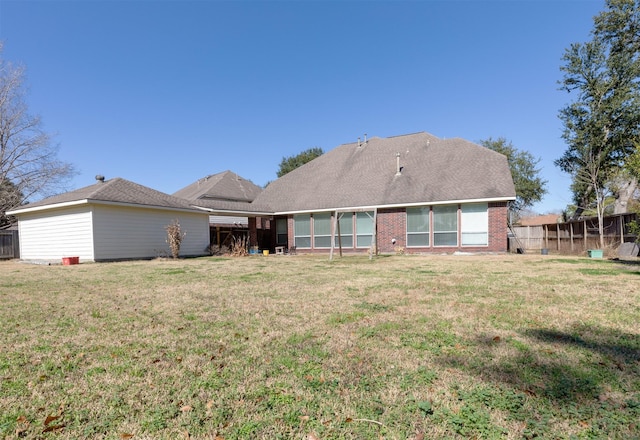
[230,235,249,257]
[165,220,186,258]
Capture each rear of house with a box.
[254,132,516,254]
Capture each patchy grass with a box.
[1,254,639,439]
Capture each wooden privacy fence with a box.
[510,213,638,254]
[0,230,19,259]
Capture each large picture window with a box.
[313,213,332,248]
[335,213,353,248]
[406,207,430,247]
[293,214,311,248]
[433,205,458,246]
[356,211,374,247]
[461,203,488,246]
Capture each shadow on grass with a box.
[434,324,640,436]
[525,328,640,365]
[609,257,640,270]
[469,325,639,399]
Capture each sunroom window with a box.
[293,214,311,248]
[313,213,332,248]
[406,207,430,247]
[461,203,488,246]
[356,211,374,247]
[433,205,458,246]
[335,213,353,248]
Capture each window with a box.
[406,207,430,247]
[335,213,353,248]
[461,203,488,246]
[433,205,458,246]
[293,214,311,248]
[356,211,374,247]
[313,213,332,248]
[276,218,287,245]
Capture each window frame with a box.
[334,212,354,248]
[313,212,332,248]
[433,204,458,247]
[293,214,311,248]
[275,218,288,245]
[406,206,430,247]
[355,211,374,248]
[461,203,488,246]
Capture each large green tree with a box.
[556,0,640,246]
[479,137,547,216]
[276,147,324,178]
[1,44,75,227]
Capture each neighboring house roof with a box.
[253,132,516,213]
[173,170,262,203]
[174,171,271,216]
[7,177,202,215]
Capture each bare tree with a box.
[0,43,75,228]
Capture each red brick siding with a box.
[487,202,509,252]
[377,208,406,253]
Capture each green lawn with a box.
[1,254,639,439]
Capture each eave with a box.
[272,196,516,216]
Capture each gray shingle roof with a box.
[253,132,516,213]
[10,177,201,213]
[173,170,262,203]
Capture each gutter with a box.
[273,196,516,216]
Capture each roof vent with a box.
[95,175,105,182]
[395,153,402,176]
[357,134,368,148]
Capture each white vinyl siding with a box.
[406,207,430,247]
[293,214,311,248]
[356,211,374,248]
[17,206,95,261]
[313,213,332,248]
[461,203,488,246]
[209,215,248,226]
[91,205,209,260]
[433,205,458,247]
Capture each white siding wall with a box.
[92,205,210,260]
[17,206,95,261]
[209,215,248,226]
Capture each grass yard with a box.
[1,254,639,439]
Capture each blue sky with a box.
[1,0,603,213]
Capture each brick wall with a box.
[377,208,406,253]
[487,202,509,252]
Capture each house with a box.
[245,132,516,254]
[7,177,210,262]
[173,170,270,249]
[8,131,516,261]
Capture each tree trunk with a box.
[613,178,638,214]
